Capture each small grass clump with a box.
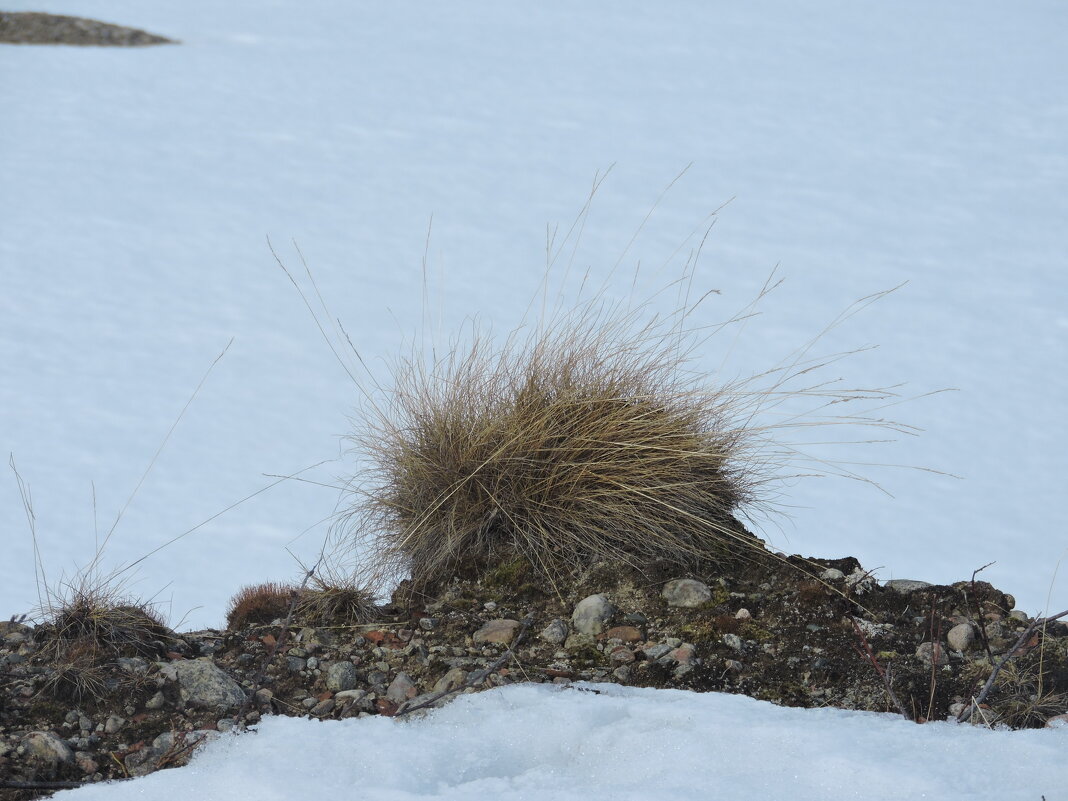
[225,574,378,630]
[226,582,296,630]
[351,302,772,594]
[36,583,177,703]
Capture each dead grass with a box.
[343,290,892,594]
[226,582,296,630]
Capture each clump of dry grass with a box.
[35,580,177,703]
[348,298,790,594]
[225,572,379,630]
[226,582,296,630]
[299,579,379,627]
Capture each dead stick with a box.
[957,608,1068,723]
[850,616,911,720]
[396,614,534,718]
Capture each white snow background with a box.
[2,2,1067,796]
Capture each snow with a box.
[50,683,1068,800]
[3,1,1068,797]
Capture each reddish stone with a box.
[261,634,277,648]
[375,698,399,717]
[600,626,642,643]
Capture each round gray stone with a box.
[326,660,358,691]
[662,579,712,608]
[947,623,976,652]
[173,657,248,709]
[572,594,615,635]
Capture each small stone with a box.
[75,751,98,774]
[624,612,648,626]
[173,658,248,710]
[662,579,712,608]
[819,568,845,581]
[301,697,318,709]
[572,594,615,635]
[335,689,367,702]
[116,657,148,674]
[104,715,125,734]
[564,633,597,651]
[326,661,358,691]
[24,731,74,767]
[642,644,673,660]
[947,623,976,652]
[612,666,632,682]
[734,608,752,620]
[307,657,319,670]
[884,579,933,593]
[310,698,336,716]
[609,646,635,665]
[724,659,744,672]
[539,619,569,645]
[419,617,437,630]
[473,619,521,644]
[722,633,743,652]
[664,637,682,648]
[671,644,697,665]
[1044,714,1068,728]
[386,672,419,704]
[601,625,642,643]
[255,688,274,704]
[483,601,498,612]
[1009,610,1029,622]
[287,656,307,672]
[915,641,949,666]
[845,569,879,595]
[433,667,468,694]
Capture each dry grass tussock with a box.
[275,178,928,599]
[35,579,178,702]
[226,573,378,630]
[329,278,911,596]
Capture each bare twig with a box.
[395,614,534,718]
[850,616,910,720]
[957,608,1068,724]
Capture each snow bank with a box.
[54,684,1067,800]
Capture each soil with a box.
[2,547,1067,799]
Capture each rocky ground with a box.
[0,12,175,46]
[2,551,1067,799]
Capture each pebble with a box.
[670,644,697,665]
[734,608,752,620]
[947,623,975,652]
[433,667,468,693]
[609,646,635,665]
[104,715,125,734]
[572,594,615,635]
[310,698,336,716]
[915,642,949,666]
[722,633,743,652]
[473,618,521,644]
[819,568,845,581]
[601,625,642,643]
[662,578,713,608]
[386,672,419,704]
[642,644,672,660]
[539,618,569,645]
[883,579,933,593]
[326,661,358,691]
[23,731,74,767]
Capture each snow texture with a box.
[51,683,1068,800]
